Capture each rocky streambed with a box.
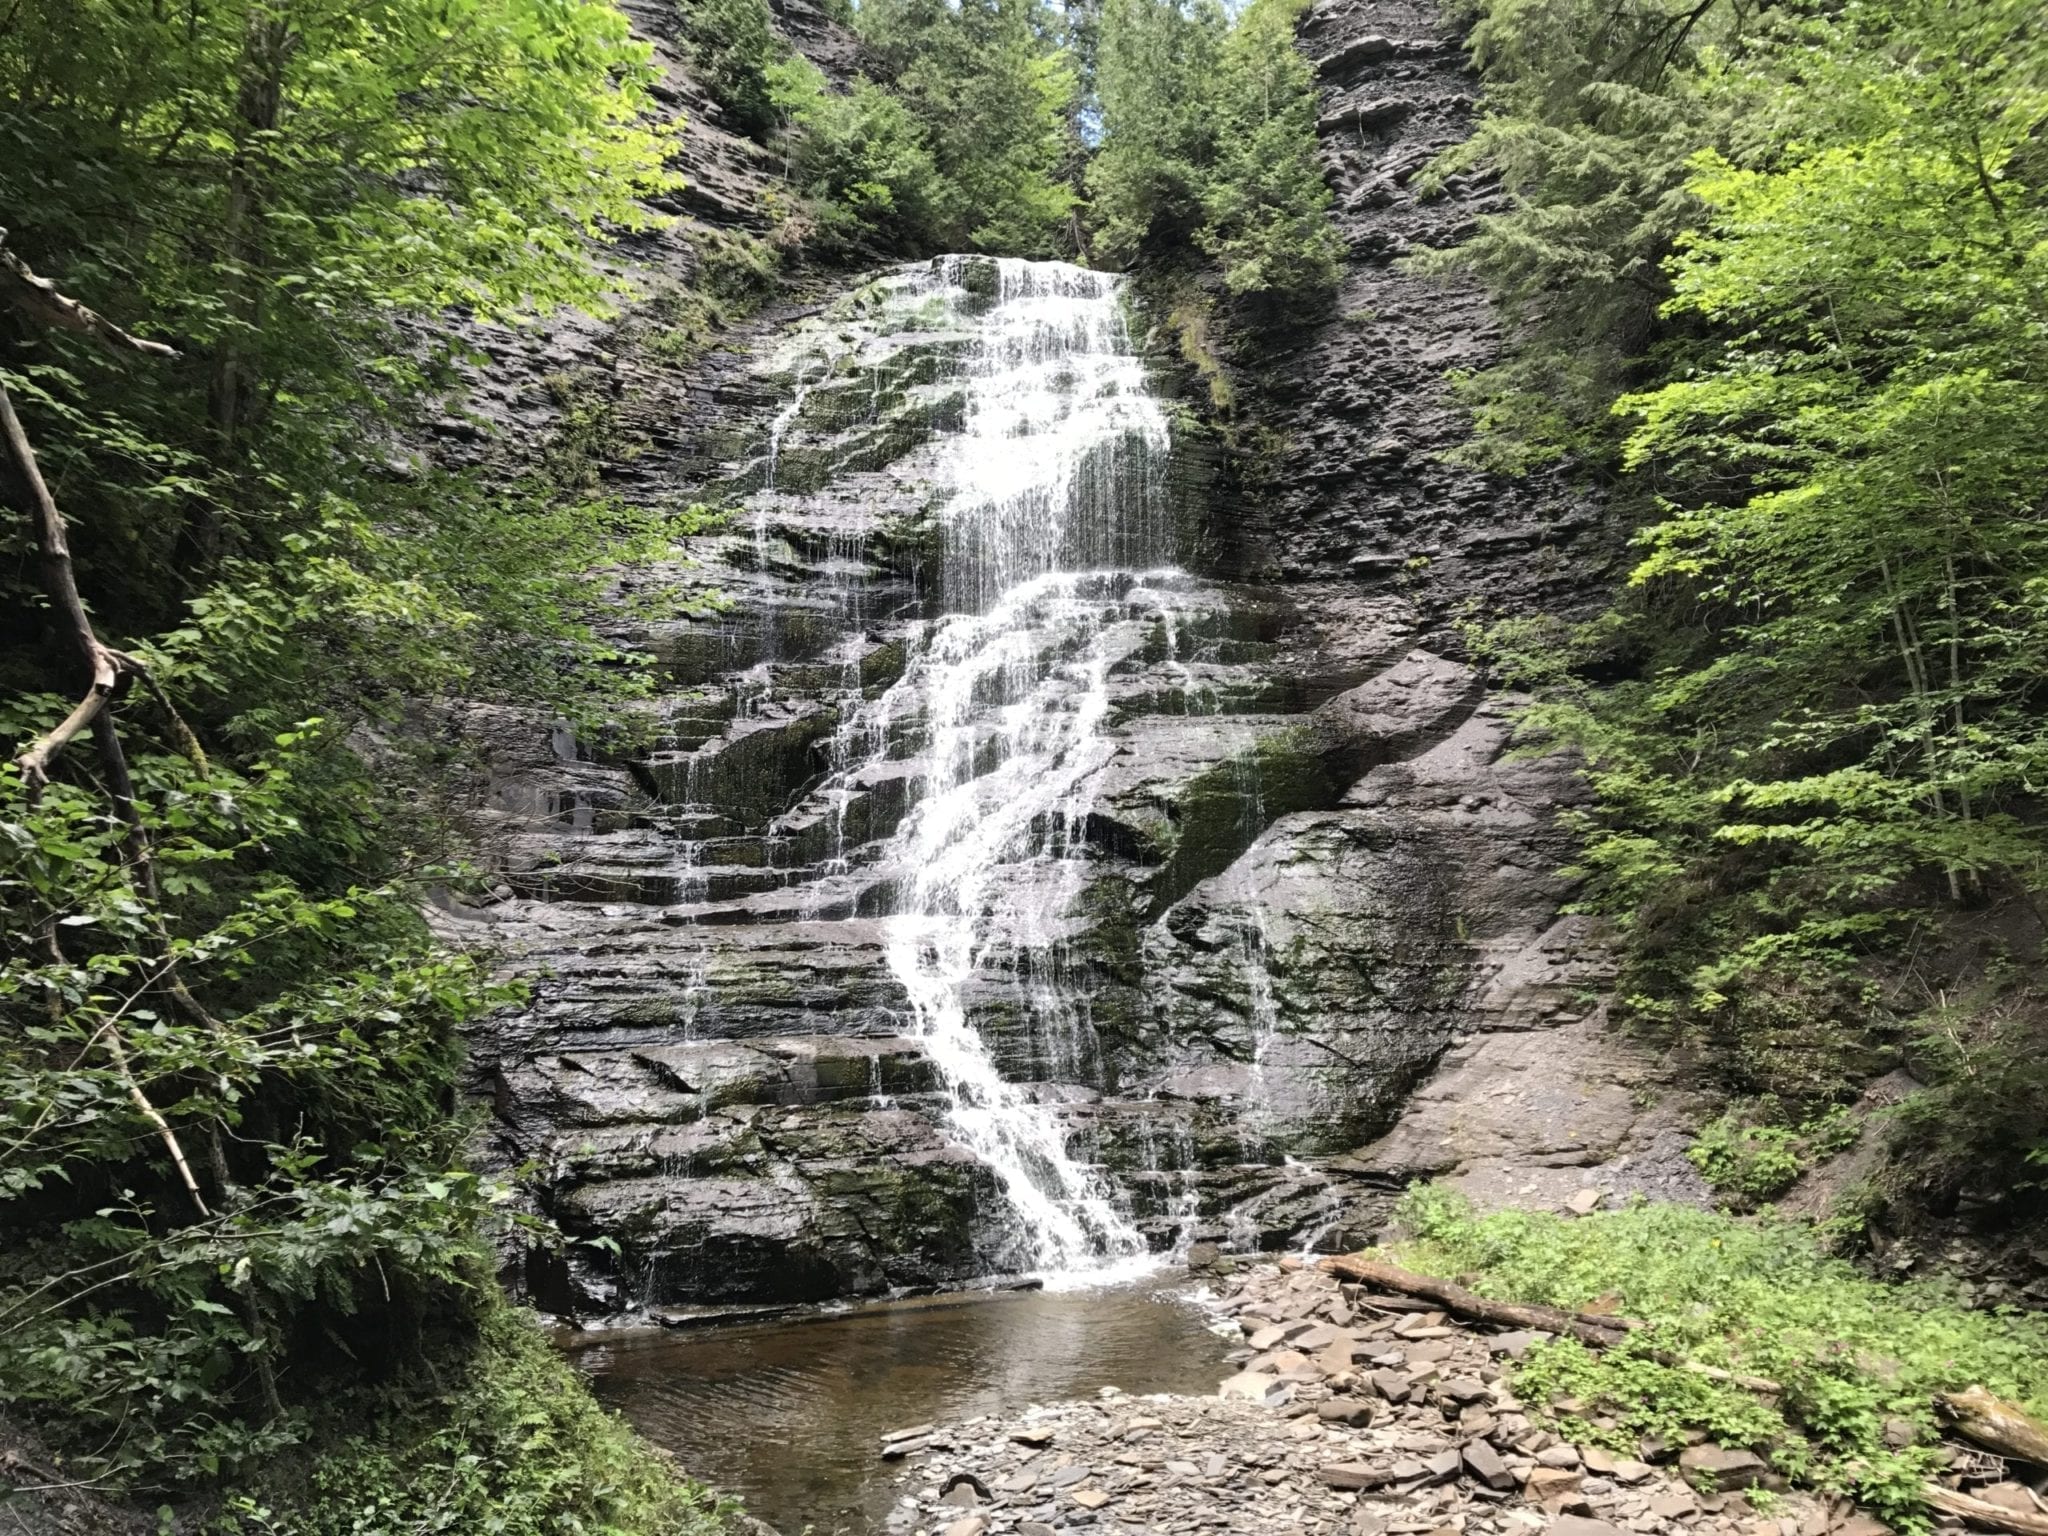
[866,1260,1880,1536]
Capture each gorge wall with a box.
[433,0,1708,1319]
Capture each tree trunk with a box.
[1923,1485,2048,1536]
[1936,1387,2048,1465]
[1317,1254,1638,1350]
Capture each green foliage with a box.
[766,57,953,253]
[0,0,731,1517]
[1395,1188,2048,1524]
[1890,973,2048,1202]
[859,0,1080,254]
[1088,0,1228,265]
[759,0,1077,256]
[1089,0,1341,301]
[1197,0,1346,298]
[679,0,788,139]
[1167,289,1236,413]
[1411,0,1778,469]
[1454,0,2048,1204]
[1688,1103,1861,1207]
[0,729,527,1484]
[0,0,678,629]
[218,1302,732,1536]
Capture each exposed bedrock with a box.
[1221,0,1623,633]
[432,0,1697,1317]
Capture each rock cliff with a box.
[431,0,1704,1319]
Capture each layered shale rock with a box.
[1223,0,1618,629]
[434,0,1696,1316]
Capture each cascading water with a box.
[827,258,1187,1278]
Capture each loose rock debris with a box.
[879,1261,1878,1536]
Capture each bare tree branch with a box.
[0,228,180,359]
[100,1026,212,1219]
[0,384,152,794]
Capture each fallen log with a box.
[1679,1360,1783,1395]
[1924,1484,2048,1536]
[1319,1254,1782,1392]
[1937,1387,2048,1466]
[1318,1254,1635,1350]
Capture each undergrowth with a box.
[1688,1103,1862,1208]
[1393,1188,2048,1526]
[217,1300,732,1536]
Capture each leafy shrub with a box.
[0,727,532,1485]
[1395,1188,2048,1524]
[1891,978,2048,1205]
[218,1303,733,1536]
[678,0,787,140]
[1688,1103,1861,1207]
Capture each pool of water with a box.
[575,1277,1233,1535]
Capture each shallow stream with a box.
[578,1277,1232,1535]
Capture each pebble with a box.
[879,1261,1868,1536]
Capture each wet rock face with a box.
[437,0,1670,1314]
[440,251,1628,1314]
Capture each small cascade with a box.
[747,343,845,699]
[1239,904,1284,1159]
[881,574,1156,1274]
[835,258,1182,1278]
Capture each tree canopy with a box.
[0,0,704,1516]
[1088,0,1342,299]
[1448,0,2048,1192]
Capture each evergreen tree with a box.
[1198,0,1347,299]
[679,0,788,140]
[1087,0,1340,299]
[1086,0,1227,265]
[1409,0,1775,469]
[766,56,950,251]
[858,0,1080,253]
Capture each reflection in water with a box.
[577,1282,1230,1536]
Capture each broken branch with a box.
[100,1025,210,1219]
[1937,1387,2048,1466]
[0,229,179,360]
[0,380,154,794]
[1318,1254,1782,1392]
[1679,1360,1783,1395]
[1923,1484,2048,1536]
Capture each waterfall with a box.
[857,258,1179,1279]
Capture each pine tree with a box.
[1086,0,1227,265]
[679,0,787,140]
[1197,0,1346,299]
[1408,0,1771,469]
[858,0,1079,253]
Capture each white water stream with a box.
[847,258,1185,1279]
